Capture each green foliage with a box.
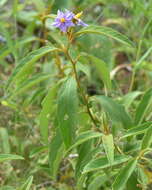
[112,158,138,190]
[0,0,152,189]
[102,134,114,165]
[96,96,133,129]
[135,88,152,125]
[57,77,78,148]
[0,154,24,163]
[82,54,111,89]
[39,84,58,143]
[18,176,33,190]
[83,155,131,173]
[76,25,134,47]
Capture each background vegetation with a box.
[0,0,152,189]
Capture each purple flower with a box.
[52,10,88,32]
[52,10,75,32]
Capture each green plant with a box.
[0,0,152,189]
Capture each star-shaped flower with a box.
[52,10,88,32]
[52,10,75,32]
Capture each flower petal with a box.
[60,24,67,32]
[57,10,64,18]
[77,19,88,27]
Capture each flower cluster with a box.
[52,10,88,32]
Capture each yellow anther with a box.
[75,11,83,19]
[60,18,66,23]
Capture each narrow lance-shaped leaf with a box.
[120,122,152,139]
[96,96,133,129]
[102,134,114,165]
[112,158,138,190]
[57,76,78,148]
[83,155,130,174]
[122,91,142,110]
[65,130,103,155]
[81,54,111,89]
[75,140,93,179]
[76,174,87,190]
[39,84,58,143]
[18,176,33,190]
[88,174,107,190]
[135,88,152,125]
[75,25,134,47]
[9,73,51,99]
[135,46,152,70]
[49,129,64,180]
[0,36,37,61]
[141,125,152,150]
[29,146,48,158]
[0,154,24,163]
[6,46,59,88]
[0,25,18,60]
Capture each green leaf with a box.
[39,84,58,143]
[135,46,152,70]
[137,167,149,187]
[126,173,141,190]
[112,158,138,190]
[77,62,91,78]
[120,122,152,139]
[75,25,134,47]
[0,37,37,61]
[76,174,87,190]
[96,96,133,129]
[76,147,103,182]
[6,46,59,88]
[135,88,152,125]
[0,26,18,60]
[9,73,51,99]
[0,154,24,163]
[75,140,93,179]
[18,176,33,190]
[88,174,107,190]
[29,146,48,158]
[57,77,78,148]
[83,155,130,174]
[122,91,142,109]
[65,130,103,155]
[102,134,114,165]
[82,54,111,89]
[49,131,64,179]
[0,128,10,154]
[141,124,152,150]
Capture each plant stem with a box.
[65,50,98,128]
[128,70,135,92]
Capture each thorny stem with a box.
[65,49,99,128]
